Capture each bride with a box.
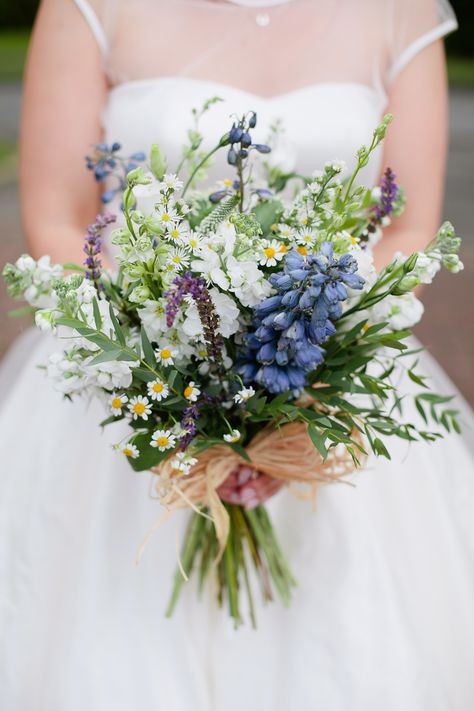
[2,1,474,709]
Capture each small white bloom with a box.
[162,173,183,191]
[369,293,424,331]
[191,250,230,290]
[234,387,256,404]
[147,378,169,402]
[128,395,152,421]
[155,344,178,366]
[171,451,198,475]
[165,223,189,243]
[150,429,177,451]
[223,429,241,443]
[259,239,285,267]
[35,309,56,332]
[165,247,190,272]
[15,254,36,273]
[76,279,98,305]
[296,229,317,247]
[109,393,128,415]
[186,231,205,254]
[183,381,200,402]
[120,443,140,459]
[155,204,178,226]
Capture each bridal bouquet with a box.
[4,104,463,627]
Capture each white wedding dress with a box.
[2,1,474,710]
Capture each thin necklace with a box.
[225,0,293,27]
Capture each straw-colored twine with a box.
[151,421,365,562]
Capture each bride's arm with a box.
[375,39,449,269]
[20,0,107,264]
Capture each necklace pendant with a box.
[256,12,270,27]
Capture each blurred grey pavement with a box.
[0,83,473,404]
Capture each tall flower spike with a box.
[83,213,116,289]
[237,245,364,395]
[165,272,224,372]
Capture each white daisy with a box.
[186,232,205,254]
[296,229,317,247]
[162,173,183,191]
[234,387,256,404]
[150,429,177,451]
[223,429,241,443]
[165,248,190,272]
[155,344,178,366]
[259,240,285,267]
[183,381,201,402]
[147,378,170,402]
[171,451,198,475]
[277,224,294,240]
[121,443,139,459]
[128,395,152,421]
[165,223,189,243]
[109,393,128,416]
[155,204,178,225]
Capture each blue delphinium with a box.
[85,143,146,204]
[237,244,365,394]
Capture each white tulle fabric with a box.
[2,1,474,710]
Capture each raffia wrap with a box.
[152,421,364,562]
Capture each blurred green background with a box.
[0,0,473,84]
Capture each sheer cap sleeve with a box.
[387,0,457,84]
[71,0,108,56]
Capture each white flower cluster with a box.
[11,255,63,308]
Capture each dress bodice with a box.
[102,77,388,186]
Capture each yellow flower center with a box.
[350,236,359,245]
[170,229,180,239]
[303,234,312,242]
[297,246,308,256]
[279,244,287,253]
[123,448,134,457]
[156,436,169,448]
[300,217,309,226]
[111,398,122,410]
[362,323,369,332]
[162,213,171,222]
[160,348,172,360]
[172,255,182,263]
[264,247,276,259]
[153,382,164,393]
[133,402,146,415]
[184,385,194,398]
[223,179,233,187]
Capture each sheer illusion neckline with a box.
[107,75,388,106]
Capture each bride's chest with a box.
[102,77,387,185]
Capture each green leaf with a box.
[372,437,391,459]
[141,326,156,366]
[55,316,88,330]
[89,349,123,365]
[92,297,103,330]
[150,143,167,181]
[133,367,157,383]
[109,303,126,346]
[308,424,328,459]
[128,432,171,472]
[253,199,284,233]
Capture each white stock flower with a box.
[226,257,272,308]
[138,300,168,342]
[369,293,424,331]
[90,359,138,389]
[182,288,240,339]
[191,249,230,290]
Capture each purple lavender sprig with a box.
[178,394,215,450]
[373,167,398,222]
[83,213,116,289]
[165,272,224,371]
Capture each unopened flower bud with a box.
[392,275,420,295]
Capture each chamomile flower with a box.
[128,395,152,421]
[121,443,139,459]
[147,378,170,402]
[186,232,205,254]
[155,204,178,225]
[171,451,198,475]
[277,224,294,240]
[223,429,241,443]
[296,229,317,247]
[234,386,255,404]
[166,248,190,272]
[109,393,128,416]
[150,429,176,451]
[183,381,201,402]
[162,173,183,191]
[155,344,178,366]
[166,224,189,243]
[259,240,285,267]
